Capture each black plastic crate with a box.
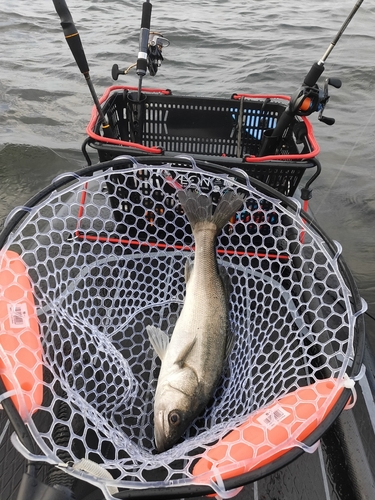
[85,88,319,196]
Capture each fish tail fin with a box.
[177,190,213,230]
[177,189,244,231]
[212,190,245,231]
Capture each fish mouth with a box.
[155,433,167,453]
[154,411,168,453]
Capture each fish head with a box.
[154,389,195,452]
[154,386,199,452]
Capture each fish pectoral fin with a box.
[146,325,170,360]
[175,338,197,368]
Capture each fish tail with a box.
[177,189,244,231]
[212,190,245,231]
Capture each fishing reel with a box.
[290,77,342,125]
[112,31,170,80]
[147,32,170,76]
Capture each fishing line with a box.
[253,480,258,500]
[0,419,10,446]
[313,105,375,216]
[318,445,332,500]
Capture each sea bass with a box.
[147,189,244,452]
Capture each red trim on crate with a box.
[244,117,319,162]
[86,89,319,160]
[232,93,293,101]
[86,85,171,154]
[233,93,320,162]
[102,85,172,95]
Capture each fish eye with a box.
[168,411,181,426]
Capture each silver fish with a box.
[147,189,244,452]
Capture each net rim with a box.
[0,155,366,497]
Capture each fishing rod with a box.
[137,0,152,100]
[112,1,170,87]
[52,0,113,138]
[259,0,364,157]
[111,1,154,99]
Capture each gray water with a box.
[0,2,375,500]
[0,0,375,354]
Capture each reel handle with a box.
[319,115,336,126]
[327,77,342,89]
[112,64,126,81]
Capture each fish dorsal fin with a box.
[175,337,197,368]
[146,325,170,360]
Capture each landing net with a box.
[0,157,365,499]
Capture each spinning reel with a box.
[112,31,170,80]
